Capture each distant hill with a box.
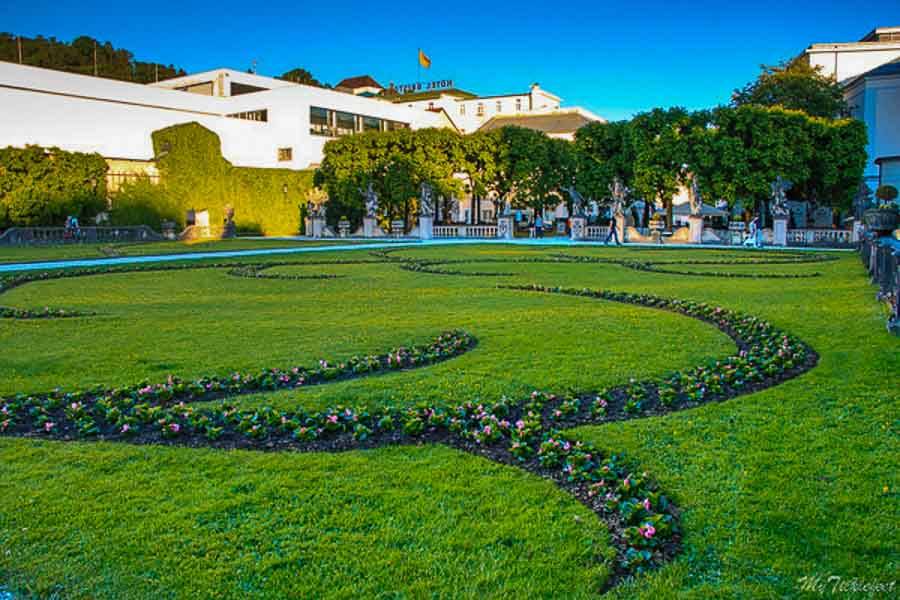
[0,33,186,83]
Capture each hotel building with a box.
[799,25,900,189]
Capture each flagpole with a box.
[417,47,420,86]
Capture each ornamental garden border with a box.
[0,259,820,589]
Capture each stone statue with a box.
[770,176,792,219]
[222,203,236,238]
[610,178,626,219]
[688,175,703,217]
[419,182,434,217]
[564,186,586,217]
[361,183,379,218]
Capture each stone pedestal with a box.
[688,215,704,244]
[362,216,385,238]
[311,216,328,238]
[570,216,587,241]
[772,217,788,247]
[497,216,514,240]
[418,215,434,240]
[615,214,627,243]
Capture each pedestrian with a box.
[605,218,620,245]
[535,214,543,238]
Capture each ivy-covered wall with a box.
[112,123,313,235]
[0,145,108,227]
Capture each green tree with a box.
[574,120,635,201]
[630,108,692,228]
[278,68,325,87]
[732,60,848,118]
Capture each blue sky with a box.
[4,1,900,120]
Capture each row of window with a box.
[310,107,409,137]
[457,97,526,117]
[227,109,268,122]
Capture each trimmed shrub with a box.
[112,123,313,235]
[0,145,108,227]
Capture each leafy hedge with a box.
[112,123,314,235]
[0,145,108,227]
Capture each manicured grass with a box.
[0,238,377,264]
[0,243,896,598]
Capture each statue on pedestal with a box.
[419,182,434,217]
[688,175,703,217]
[362,183,379,218]
[222,203,236,238]
[563,186,586,217]
[770,176,792,219]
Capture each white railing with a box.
[433,225,498,238]
[585,226,605,239]
[787,228,854,246]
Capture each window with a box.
[278,148,293,162]
[228,109,268,122]
[515,98,521,112]
[336,111,356,136]
[476,102,484,117]
[459,104,466,116]
[496,101,502,113]
[385,120,409,131]
[362,116,381,132]
[310,106,334,136]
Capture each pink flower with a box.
[640,524,656,539]
[483,425,492,436]
[121,424,130,433]
[44,421,55,432]
[327,415,338,424]
[643,498,651,511]
[515,420,525,430]
[168,423,180,433]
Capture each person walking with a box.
[605,218,620,245]
[535,214,543,238]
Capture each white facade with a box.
[801,27,900,187]
[803,27,900,83]
[0,63,448,170]
[394,83,601,134]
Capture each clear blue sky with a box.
[4,0,900,120]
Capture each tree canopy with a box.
[732,60,848,118]
[0,33,185,83]
[277,68,326,87]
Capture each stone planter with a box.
[649,220,666,244]
[863,208,899,234]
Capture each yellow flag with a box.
[418,49,431,69]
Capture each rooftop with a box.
[335,75,384,90]
[387,88,479,103]
[478,109,602,135]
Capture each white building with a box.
[800,26,900,189]
[0,62,449,172]
[390,83,603,136]
[0,60,603,225]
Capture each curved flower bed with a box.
[227,264,344,281]
[0,305,93,319]
[0,269,820,588]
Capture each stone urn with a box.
[864,208,899,234]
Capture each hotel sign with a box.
[386,80,454,95]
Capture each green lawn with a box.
[0,237,378,264]
[0,244,896,599]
